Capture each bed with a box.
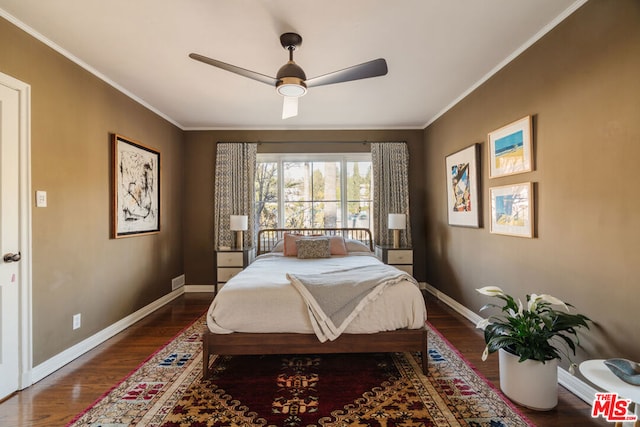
[203,228,428,378]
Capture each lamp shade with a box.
[230,215,248,231]
[388,213,406,230]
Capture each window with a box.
[255,153,373,232]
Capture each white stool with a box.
[580,359,640,427]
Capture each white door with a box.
[0,79,22,399]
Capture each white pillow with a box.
[345,239,372,252]
[271,239,284,252]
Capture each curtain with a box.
[371,142,412,247]
[214,142,257,249]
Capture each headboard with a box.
[257,228,373,255]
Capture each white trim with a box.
[31,288,184,383]
[423,0,589,128]
[0,71,34,391]
[0,9,182,130]
[423,282,483,325]
[182,126,425,132]
[423,282,598,405]
[17,76,33,391]
[257,152,371,162]
[559,367,599,404]
[184,284,215,293]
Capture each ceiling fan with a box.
[189,32,388,119]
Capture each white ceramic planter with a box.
[498,348,559,411]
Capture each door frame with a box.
[1,71,33,390]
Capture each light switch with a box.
[36,190,47,207]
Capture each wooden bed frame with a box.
[203,228,428,378]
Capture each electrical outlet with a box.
[72,313,81,330]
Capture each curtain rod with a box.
[255,141,371,145]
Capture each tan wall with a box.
[423,0,640,369]
[183,130,425,285]
[0,18,185,365]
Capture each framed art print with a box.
[489,182,533,238]
[445,143,481,227]
[488,115,533,178]
[112,134,160,238]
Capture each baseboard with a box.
[184,284,215,293]
[558,366,599,404]
[423,283,484,325]
[30,287,185,384]
[423,282,598,405]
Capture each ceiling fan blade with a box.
[306,58,388,88]
[282,96,298,119]
[189,53,278,86]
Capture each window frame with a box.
[256,152,373,230]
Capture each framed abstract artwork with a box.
[489,182,533,238]
[488,115,533,178]
[445,143,481,228]
[112,134,160,238]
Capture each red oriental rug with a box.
[68,315,534,426]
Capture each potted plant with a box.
[476,286,591,410]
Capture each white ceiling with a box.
[0,0,583,130]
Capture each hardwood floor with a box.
[0,293,212,427]
[0,291,606,426]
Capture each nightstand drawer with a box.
[216,252,244,267]
[217,267,243,282]
[387,250,413,265]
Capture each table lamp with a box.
[230,215,248,249]
[388,213,406,249]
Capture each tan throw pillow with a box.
[283,233,303,256]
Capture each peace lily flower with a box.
[476,286,505,297]
[476,286,591,366]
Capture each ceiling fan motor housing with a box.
[276,61,307,97]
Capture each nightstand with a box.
[215,248,253,293]
[375,245,413,276]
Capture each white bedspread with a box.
[207,253,426,337]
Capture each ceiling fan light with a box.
[276,77,307,97]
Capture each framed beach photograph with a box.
[112,134,160,238]
[489,182,533,238]
[488,115,533,178]
[445,143,481,228]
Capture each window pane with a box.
[257,202,278,229]
[314,201,342,228]
[347,201,371,228]
[312,161,341,201]
[284,201,312,228]
[346,161,373,229]
[346,161,372,201]
[255,162,278,230]
[284,162,312,201]
[312,161,341,228]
